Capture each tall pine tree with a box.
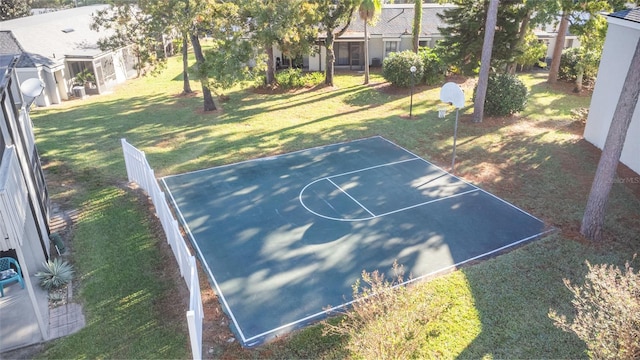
[437,0,520,75]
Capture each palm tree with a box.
[359,0,381,85]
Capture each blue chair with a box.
[0,257,25,297]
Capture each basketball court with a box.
[161,136,549,347]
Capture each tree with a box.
[437,0,519,75]
[547,11,569,84]
[472,0,499,123]
[189,32,217,111]
[315,0,361,86]
[138,0,194,94]
[412,0,422,53]
[244,0,317,86]
[571,11,607,92]
[140,0,259,111]
[0,0,31,21]
[580,37,640,241]
[359,0,382,85]
[514,30,547,71]
[277,8,319,70]
[180,35,193,94]
[91,1,168,77]
[547,0,630,84]
[506,0,549,74]
[186,1,262,111]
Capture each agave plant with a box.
[35,258,74,290]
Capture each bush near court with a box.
[549,257,640,360]
[382,50,423,87]
[418,47,447,86]
[323,262,445,360]
[474,73,528,116]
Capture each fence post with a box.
[121,139,133,183]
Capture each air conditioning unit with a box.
[72,86,86,99]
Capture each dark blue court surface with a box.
[161,136,549,347]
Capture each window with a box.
[384,41,399,58]
[565,39,574,49]
[419,40,429,48]
[68,61,91,78]
[336,43,349,65]
[101,56,116,82]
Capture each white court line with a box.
[326,178,376,217]
[325,157,420,179]
[299,156,476,222]
[378,136,547,223]
[160,135,384,180]
[160,178,249,344]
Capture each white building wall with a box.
[308,46,326,72]
[584,19,640,175]
[399,37,413,52]
[369,38,384,65]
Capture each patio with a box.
[0,274,86,354]
[0,275,48,352]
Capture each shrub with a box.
[549,258,640,359]
[474,73,528,116]
[418,47,447,85]
[275,69,324,90]
[276,68,306,89]
[302,71,324,87]
[559,47,599,85]
[35,258,74,290]
[558,47,581,82]
[323,262,443,359]
[382,51,423,87]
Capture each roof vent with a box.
[61,28,74,33]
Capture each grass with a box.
[30,51,640,359]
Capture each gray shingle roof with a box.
[341,4,454,38]
[0,31,37,67]
[0,5,111,69]
[609,8,640,23]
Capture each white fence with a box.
[121,139,203,359]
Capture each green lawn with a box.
[31,53,640,359]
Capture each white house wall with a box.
[40,67,60,105]
[542,36,581,60]
[400,37,413,52]
[308,46,326,72]
[54,69,68,101]
[584,19,640,175]
[369,38,384,65]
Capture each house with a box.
[0,5,137,107]
[534,25,580,62]
[583,8,640,175]
[303,3,452,72]
[298,3,580,72]
[0,54,51,351]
